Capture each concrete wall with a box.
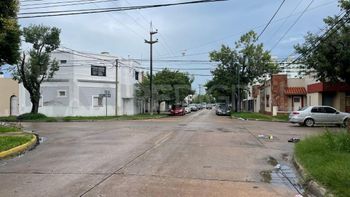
[288,78,305,87]
[307,92,322,106]
[0,78,19,116]
[333,92,346,112]
[19,49,142,117]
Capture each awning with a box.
[284,87,307,95]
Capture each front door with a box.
[10,96,18,116]
[293,96,302,111]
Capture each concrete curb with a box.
[292,156,334,197]
[0,134,38,159]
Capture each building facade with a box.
[247,74,350,114]
[0,77,19,116]
[19,49,144,117]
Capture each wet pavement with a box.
[0,110,339,196]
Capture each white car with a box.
[289,106,349,127]
[184,107,191,114]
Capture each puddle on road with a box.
[260,170,272,183]
[260,156,304,195]
[267,156,278,166]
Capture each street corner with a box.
[0,133,38,160]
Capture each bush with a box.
[17,113,47,121]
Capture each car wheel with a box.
[304,118,314,127]
[343,119,348,128]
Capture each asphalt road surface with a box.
[0,110,330,197]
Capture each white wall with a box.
[308,93,322,106]
[288,78,305,87]
[19,49,142,117]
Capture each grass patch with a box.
[0,116,17,122]
[231,112,289,122]
[295,131,350,196]
[0,125,20,133]
[0,135,33,152]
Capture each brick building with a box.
[248,74,350,114]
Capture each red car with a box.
[170,105,185,116]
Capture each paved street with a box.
[0,110,333,197]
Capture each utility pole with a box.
[198,84,202,103]
[237,64,240,112]
[145,22,158,115]
[115,59,119,116]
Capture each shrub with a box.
[17,113,47,121]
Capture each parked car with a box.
[216,105,231,116]
[289,106,349,127]
[170,105,185,116]
[206,104,213,109]
[184,106,191,114]
[189,104,198,111]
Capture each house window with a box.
[266,95,270,107]
[92,96,103,107]
[60,60,67,64]
[91,66,106,77]
[57,90,67,97]
[135,71,139,81]
[293,97,301,103]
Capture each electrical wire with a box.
[270,0,314,52]
[280,11,349,69]
[265,0,304,45]
[257,0,286,40]
[21,0,101,7]
[21,0,120,10]
[158,0,335,58]
[18,0,227,18]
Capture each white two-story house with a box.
[19,48,144,117]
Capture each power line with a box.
[265,0,304,45]
[257,0,286,40]
[21,0,100,7]
[158,0,335,58]
[20,0,120,10]
[270,0,314,51]
[281,11,349,69]
[18,0,227,18]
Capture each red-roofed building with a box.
[247,74,350,114]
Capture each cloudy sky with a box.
[18,0,340,92]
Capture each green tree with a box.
[14,24,61,114]
[207,31,277,110]
[295,0,350,83]
[136,69,194,112]
[0,0,21,66]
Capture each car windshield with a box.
[299,106,309,111]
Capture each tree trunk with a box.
[31,99,39,114]
[157,101,161,114]
[30,89,41,114]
